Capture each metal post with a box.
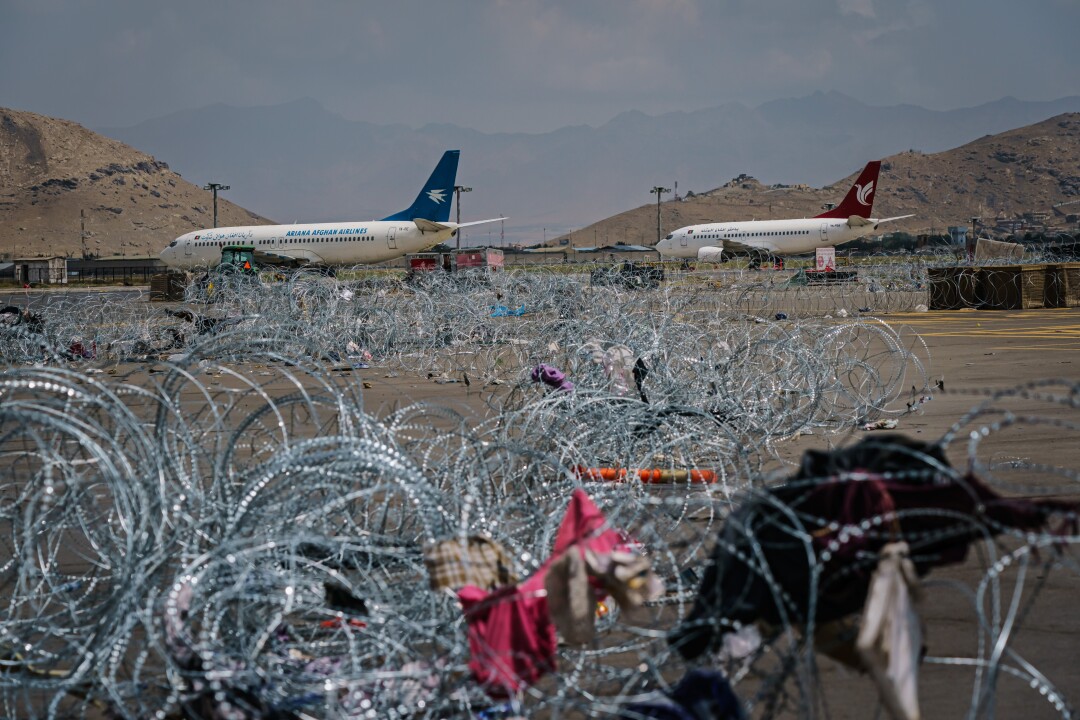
[970,216,979,262]
[454,185,472,249]
[204,182,230,228]
[650,186,671,244]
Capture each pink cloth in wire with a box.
[458,489,621,697]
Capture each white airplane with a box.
[655,161,913,261]
[159,150,502,269]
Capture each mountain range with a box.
[1,109,270,259]
[3,94,1080,260]
[96,92,1080,245]
[577,112,1080,249]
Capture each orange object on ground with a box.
[573,466,716,484]
[320,617,367,629]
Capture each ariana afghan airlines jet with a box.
[159,150,502,269]
[655,161,912,261]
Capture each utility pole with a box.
[454,185,472,249]
[204,182,230,228]
[80,209,87,259]
[969,216,980,263]
[650,186,671,244]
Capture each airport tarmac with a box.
[351,306,1080,720]
[3,293,1079,718]
[358,306,1080,433]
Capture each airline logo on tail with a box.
[856,181,874,206]
[427,189,447,204]
[814,160,881,219]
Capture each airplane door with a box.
[680,234,687,247]
[387,226,397,250]
[820,223,829,242]
[184,241,192,257]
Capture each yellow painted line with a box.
[935,330,1080,336]
[985,346,1080,351]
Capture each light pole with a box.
[204,182,230,228]
[650,186,671,244]
[454,185,472,249]
[969,216,980,262]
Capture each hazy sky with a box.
[3,0,1079,133]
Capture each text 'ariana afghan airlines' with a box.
[159,150,502,269]
[655,161,912,261]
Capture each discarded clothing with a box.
[67,339,96,360]
[856,542,923,720]
[633,357,650,403]
[581,339,636,396]
[544,546,596,644]
[459,489,623,695]
[531,363,575,394]
[670,434,1078,660]
[584,548,664,622]
[618,668,745,720]
[491,304,527,317]
[862,418,899,431]
[458,583,557,698]
[163,582,300,720]
[0,305,43,333]
[424,535,518,592]
[543,490,627,644]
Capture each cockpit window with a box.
[168,241,177,247]
[664,234,674,240]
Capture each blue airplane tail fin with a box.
[381,150,459,223]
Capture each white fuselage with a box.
[159,220,455,269]
[655,217,873,259]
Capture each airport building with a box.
[67,255,167,283]
[0,256,68,284]
[947,226,968,246]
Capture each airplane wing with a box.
[849,214,914,230]
[415,218,452,234]
[873,214,915,227]
[455,216,506,229]
[722,237,779,254]
[414,216,506,234]
[697,237,779,261]
[253,248,325,267]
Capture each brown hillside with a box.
[567,113,1080,247]
[0,108,273,260]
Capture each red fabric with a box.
[553,489,623,558]
[798,471,1076,570]
[458,489,623,697]
[458,584,556,698]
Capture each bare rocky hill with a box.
[1,108,272,260]
[568,113,1080,247]
[4,107,1080,259]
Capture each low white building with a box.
[10,256,68,284]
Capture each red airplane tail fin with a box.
[814,161,881,219]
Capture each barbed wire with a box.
[0,263,1077,718]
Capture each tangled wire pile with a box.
[1,266,1077,719]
